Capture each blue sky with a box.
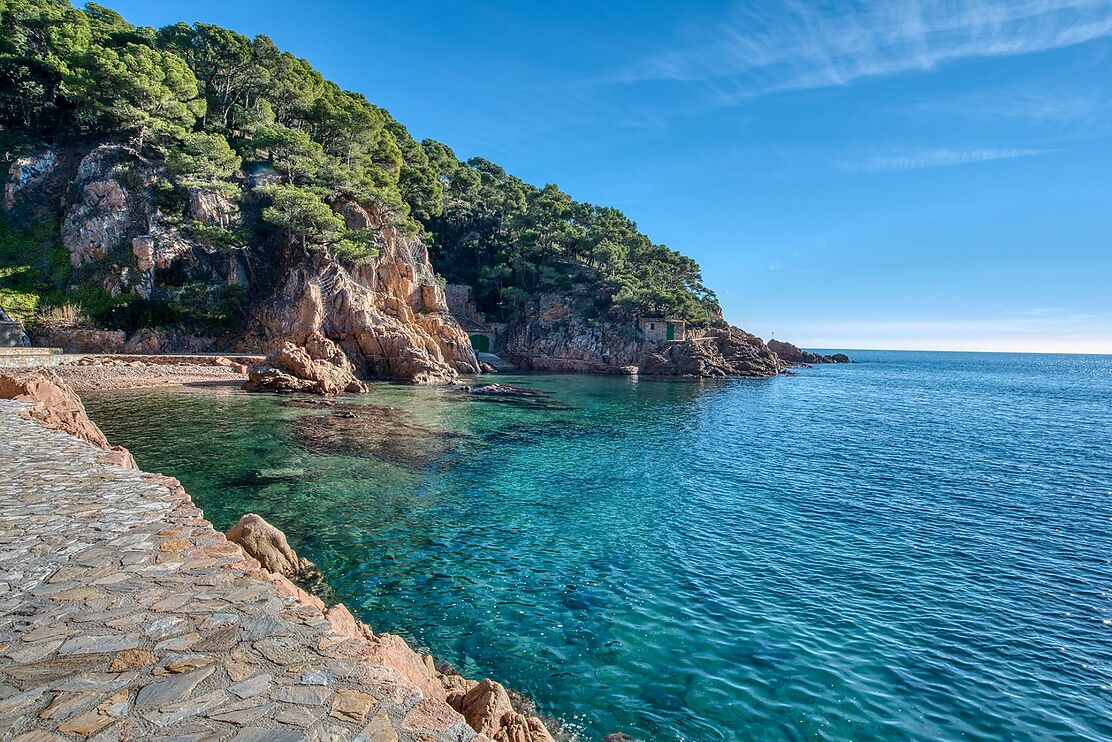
[106,0,1112,352]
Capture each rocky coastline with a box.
[5,144,844,387]
[0,368,558,741]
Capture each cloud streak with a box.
[843,146,1055,172]
[617,1,1112,99]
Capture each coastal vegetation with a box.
[0,0,720,329]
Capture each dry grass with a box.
[32,302,92,329]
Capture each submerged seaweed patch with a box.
[286,400,468,469]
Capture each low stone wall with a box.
[0,347,63,368]
[29,327,127,353]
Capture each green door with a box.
[470,334,490,352]
[666,323,675,341]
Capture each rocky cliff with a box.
[4,144,478,384]
[490,291,784,378]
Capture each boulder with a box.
[0,368,135,467]
[245,332,368,395]
[225,513,319,579]
[448,679,554,742]
[186,186,239,227]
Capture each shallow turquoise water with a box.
[84,351,1112,741]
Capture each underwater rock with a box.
[288,401,464,468]
[462,383,544,397]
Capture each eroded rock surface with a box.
[448,679,555,742]
[0,367,135,467]
[3,150,56,210]
[246,206,480,384]
[245,332,368,395]
[768,339,852,366]
[224,513,319,580]
[640,327,781,377]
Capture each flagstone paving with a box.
[0,399,479,742]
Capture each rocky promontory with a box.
[767,339,850,366]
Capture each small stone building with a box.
[639,317,686,342]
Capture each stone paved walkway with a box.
[0,399,479,742]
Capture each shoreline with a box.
[52,355,257,392]
[0,368,559,742]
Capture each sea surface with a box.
[84,350,1112,742]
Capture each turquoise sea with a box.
[84,350,1112,742]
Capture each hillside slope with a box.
[0,1,823,379]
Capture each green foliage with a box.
[422,150,720,323]
[331,229,379,264]
[166,131,239,178]
[152,177,187,219]
[260,184,342,248]
[0,218,68,321]
[68,283,132,322]
[167,281,246,329]
[187,221,250,252]
[0,1,720,331]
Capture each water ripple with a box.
[86,351,1112,741]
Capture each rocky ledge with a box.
[0,370,555,742]
[766,339,851,366]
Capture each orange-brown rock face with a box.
[245,331,369,395]
[0,368,136,467]
[249,204,479,384]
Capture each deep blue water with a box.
[85,351,1112,741]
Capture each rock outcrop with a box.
[3,151,56,211]
[246,203,480,384]
[448,679,555,742]
[496,293,789,379]
[640,327,781,377]
[224,512,320,580]
[768,339,851,366]
[0,367,135,467]
[503,294,642,374]
[5,144,481,384]
[245,332,368,395]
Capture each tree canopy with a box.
[0,0,721,324]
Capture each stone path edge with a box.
[0,396,491,742]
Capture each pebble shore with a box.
[53,356,258,392]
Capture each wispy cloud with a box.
[908,86,1107,124]
[616,1,1112,99]
[842,146,1055,172]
